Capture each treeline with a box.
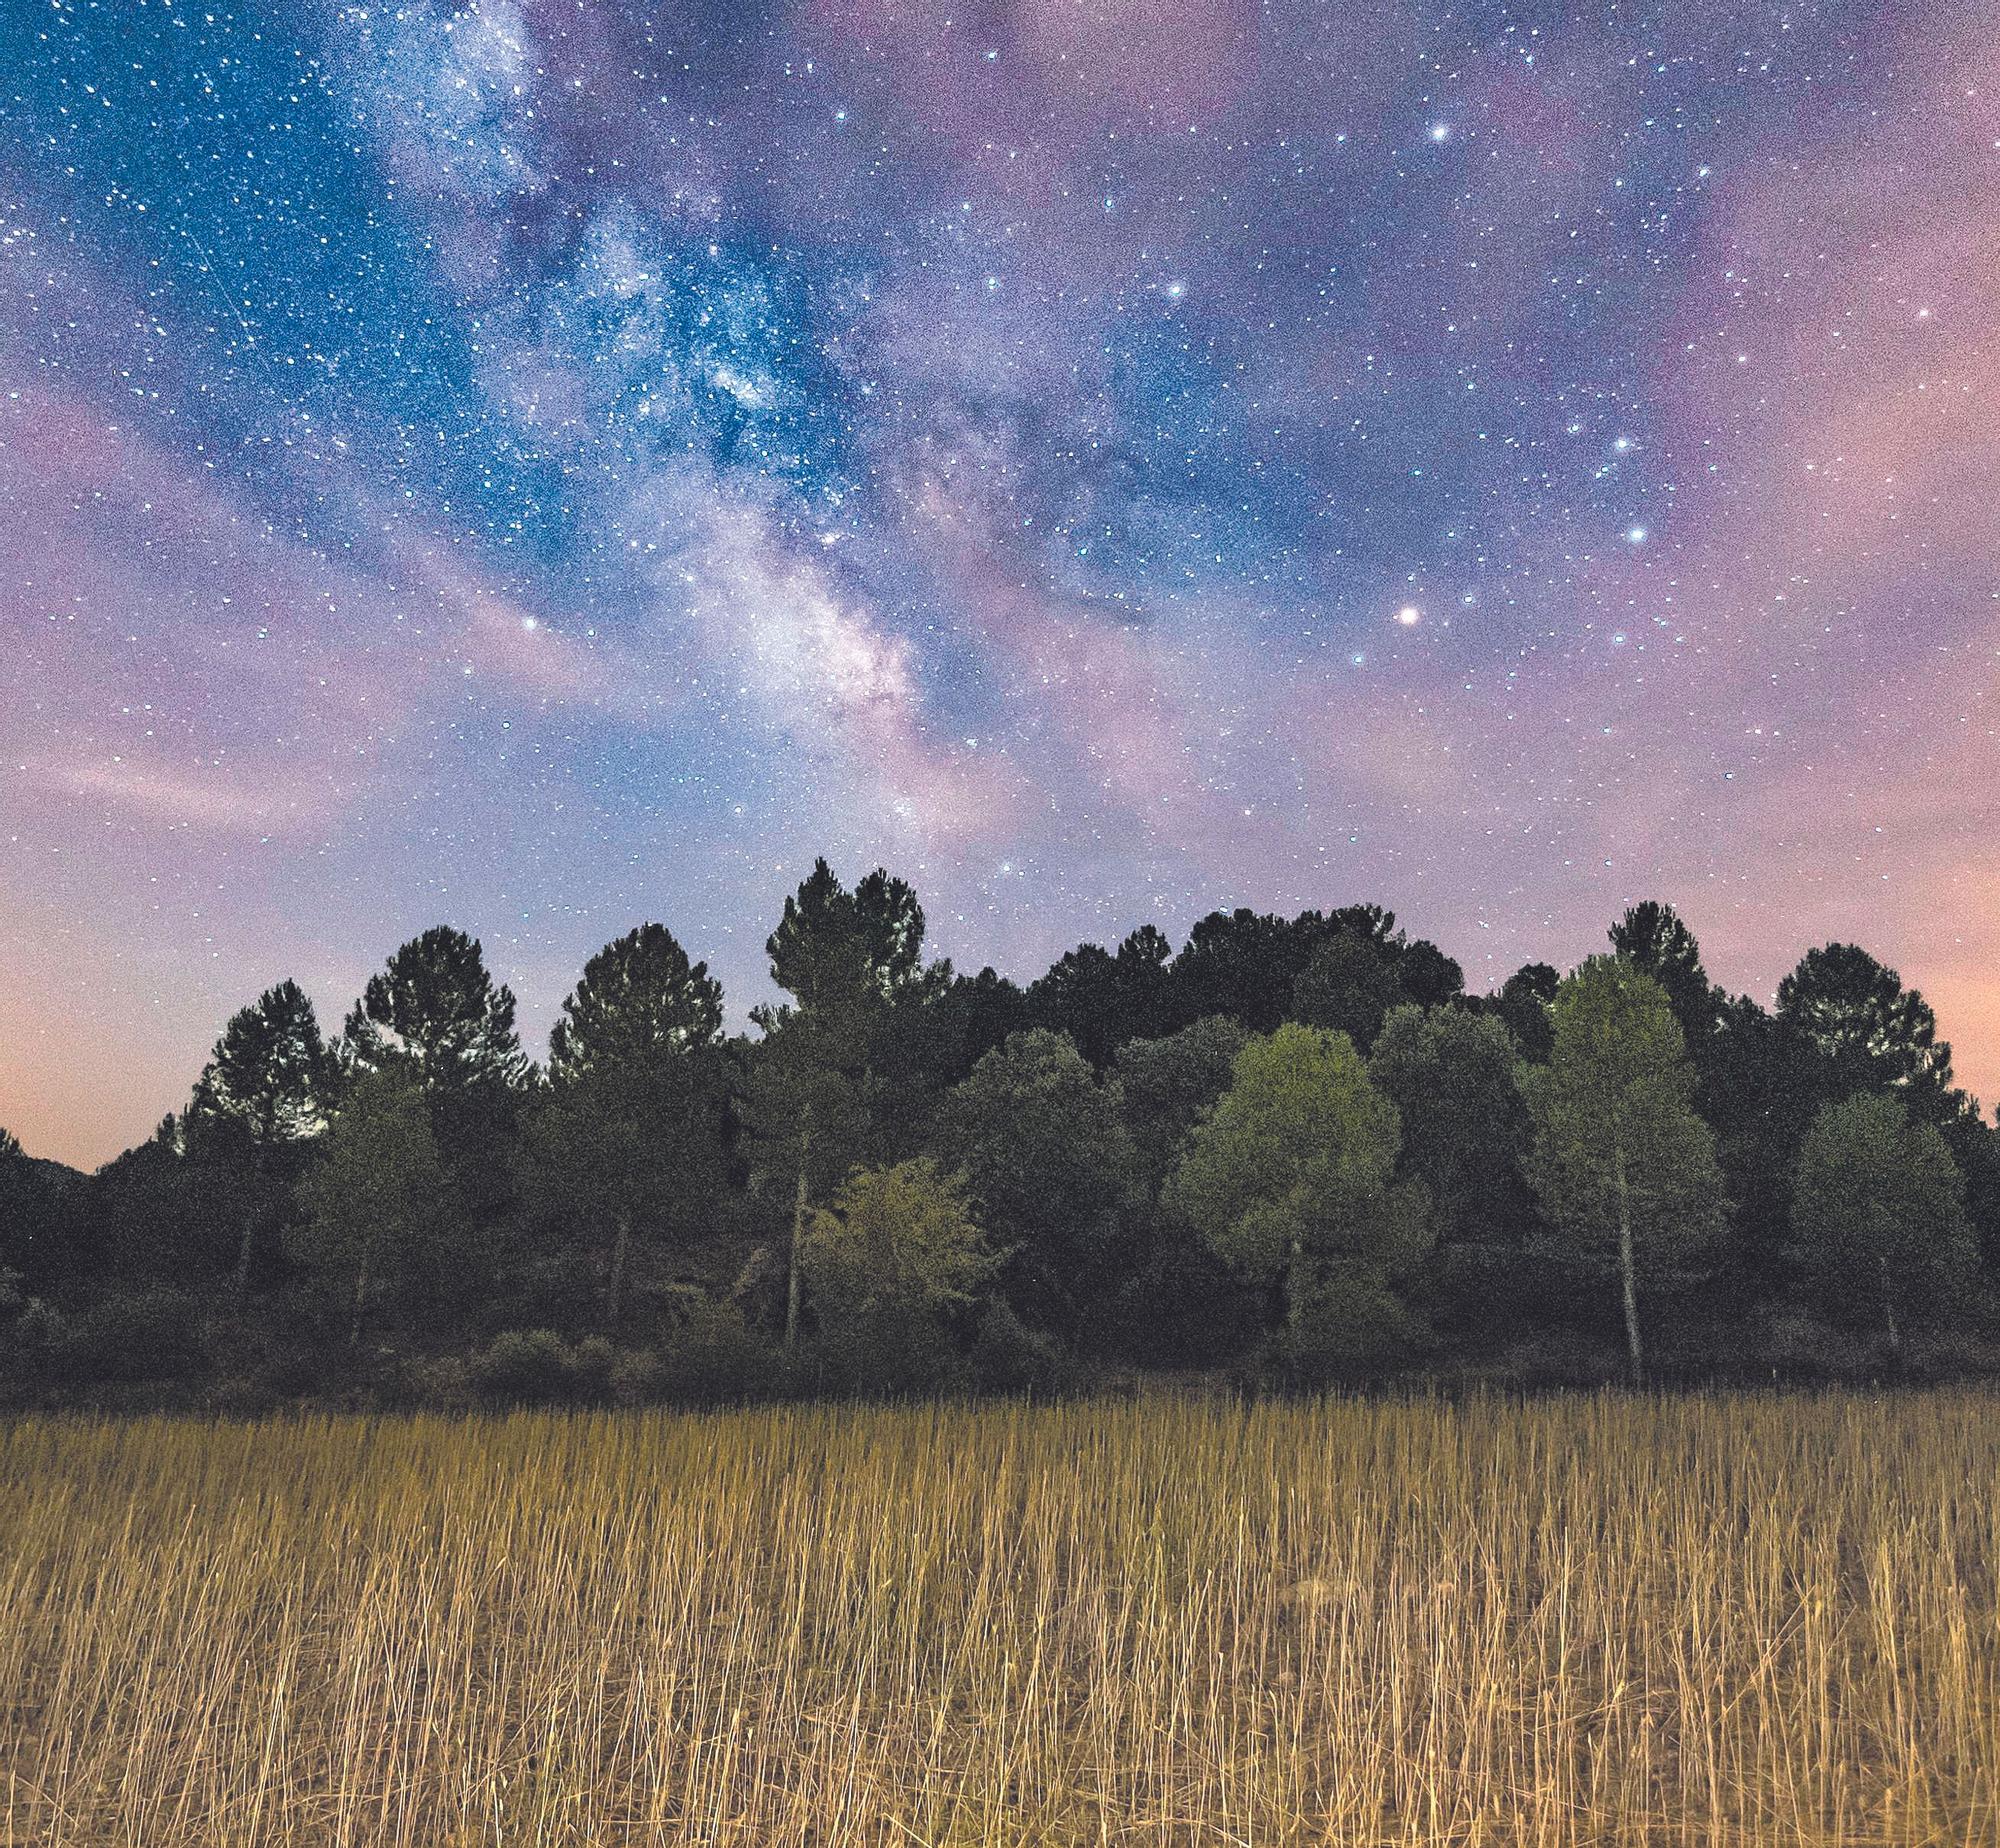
[3,867,1996,1410]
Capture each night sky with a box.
[4,1,1997,1168]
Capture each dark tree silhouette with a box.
[1610,902,1722,1044]
[292,1071,459,1348]
[1292,932,1403,1052]
[1493,962,1560,1062]
[1172,909,1314,1033]
[15,874,2000,1409]
[549,924,724,1084]
[1116,1016,1250,1194]
[750,862,934,1344]
[342,927,531,1097]
[935,1029,1136,1342]
[524,924,730,1329]
[764,860,926,1012]
[186,980,337,1297]
[1776,943,1954,1105]
[1026,925,1180,1065]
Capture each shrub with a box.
[969,1300,1073,1394]
[649,1298,780,1407]
[471,1330,584,1407]
[58,1289,209,1385]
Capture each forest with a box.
[3,867,1994,1410]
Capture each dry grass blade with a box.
[1,1391,1996,1845]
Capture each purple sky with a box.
[4,0,1998,1167]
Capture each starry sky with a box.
[4,0,1998,1168]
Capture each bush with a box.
[57,1288,209,1385]
[466,1331,628,1409]
[968,1300,1073,1394]
[570,1335,618,1401]
[812,1303,969,1397]
[385,1353,474,1412]
[1484,1333,1623,1391]
[648,1298,780,1406]
[1755,1309,1872,1384]
[0,1298,67,1389]
[1278,1260,1426,1385]
[607,1346,668,1407]
[472,1330,585,1407]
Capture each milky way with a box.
[4,1,1998,1166]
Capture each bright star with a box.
[1396,605,1422,627]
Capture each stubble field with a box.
[2,1391,1996,1845]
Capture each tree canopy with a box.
[1524,958,1725,1384]
[342,927,530,1096]
[549,923,723,1085]
[8,882,1999,1409]
[1166,1024,1430,1374]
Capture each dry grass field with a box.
[2,1392,1997,1846]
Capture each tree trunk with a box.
[607,1210,632,1330]
[1614,1138,1644,1388]
[232,1212,257,1304]
[349,1242,372,1350]
[232,1137,271,1304]
[1880,1259,1903,1367]
[786,1158,807,1349]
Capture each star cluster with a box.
[4,0,1998,1164]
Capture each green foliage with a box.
[646,1297,780,1405]
[802,1159,995,1392]
[747,861,946,1347]
[18,885,2000,1406]
[1025,927,1177,1066]
[1523,957,1726,1380]
[1115,1016,1250,1192]
[1777,943,1954,1101]
[51,1288,210,1387]
[1167,1025,1399,1281]
[762,859,929,1017]
[1166,1024,1430,1371]
[469,1330,619,1407]
[1791,1094,1975,1352]
[968,1299,1075,1393]
[292,1072,461,1345]
[1291,933,1403,1051]
[1524,960,1723,1266]
[548,923,724,1083]
[187,981,336,1151]
[516,1061,727,1331]
[934,1030,1136,1339]
[341,927,530,1096]
[1282,1232,1430,1380]
[1370,1005,1525,1236]
[1493,963,1559,1063]
[804,1159,994,1324]
[180,980,338,1299]
[1610,902,1721,1045]
[522,928,731,1332]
